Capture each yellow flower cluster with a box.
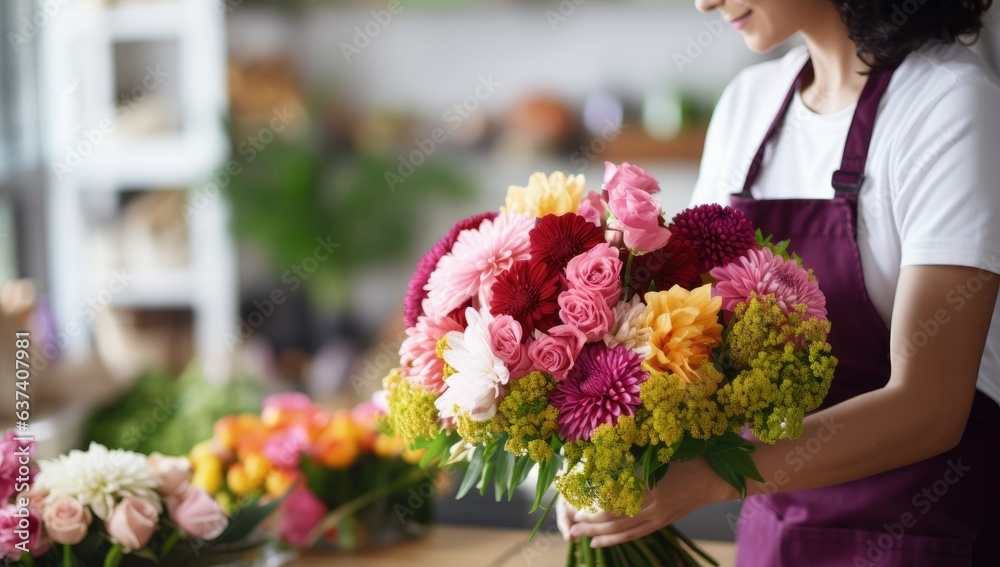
[382,369,442,444]
[556,418,645,517]
[436,336,458,381]
[717,296,837,443]
[637,367,730,455]
[495,372,559,463]
[503,172,585,217]
[642,285,723,384]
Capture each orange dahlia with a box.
[642,284,723,384]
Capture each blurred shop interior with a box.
[1,0,999,542]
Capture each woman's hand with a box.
[557,457,737,548]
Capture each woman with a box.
[558,1,1000,565]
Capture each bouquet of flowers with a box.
[0,430,269,567]
[190,393,433,551]
[378,162,837,565]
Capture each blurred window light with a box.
[0,0,41,181]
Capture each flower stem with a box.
[621,252,635,302]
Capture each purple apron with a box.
[731,60,1000,566]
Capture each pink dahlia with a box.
[404,211,497,328]
[529,213,605,271]
[424,213,534,318]
[550,343,649,442]
[400,313,464,394]
[670,204,756,269]
[710,247,828,319]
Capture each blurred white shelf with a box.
[89,270,195,308]
[106,1,185,41]
[80,132,227,188]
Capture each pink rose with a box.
[577,191,607,228]
[169,488,228,541]
[0,504,42,559]
[488,315,533,380]
[279,486,328,547]
[557,289,614,342]
[607,185,671,253]
[42,497,91,545]
[105,496,159,551]
[565,244,623,306]
[263,425,310,470]
[148,455,191,498]
[603,161,660,195]
[528,325,586,381]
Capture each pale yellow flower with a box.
[642,284,723,384]
[504,171,586,217]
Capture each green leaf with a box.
[419,433,449,469]
[103,544,123,567]
[528,491,559,542]
[456,444,486,500]
[508,455,533,501]
[211,488,291,544]
[531,454,561,514]
[479,439,501,497]
[671,435,709,461]
[494,450,515,502]
[130,547,160,563]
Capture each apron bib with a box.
[731,60,1000,567]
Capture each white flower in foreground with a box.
[604,295,653,357]
[35,443,161,521]
[434,307,510,422]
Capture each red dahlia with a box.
[621,236,705,298]
[404,211,497,328]
[529,213,606,271]
[489,260,561,335]
[669,204,756,269]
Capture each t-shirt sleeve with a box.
[893,80,1000,273]
[690,78,741,207]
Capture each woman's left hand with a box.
[567,457,737,548]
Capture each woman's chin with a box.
[742,34,786,55]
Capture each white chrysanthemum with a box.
[445,440,478,466]
[604,296,653,357]
[35,442,161,521]
[434,307,510,422]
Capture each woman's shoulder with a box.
[891,42,1000,106]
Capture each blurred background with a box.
[2,0,999,545]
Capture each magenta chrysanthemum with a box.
[399,314,464,394]
[550,343,649,442]
[404,212,497,328]
[710,247,828,319]
[424,213,535,319]
[670,204,756,269]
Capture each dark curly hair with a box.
[833,0,994,70]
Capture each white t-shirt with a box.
[691,42,1000,405]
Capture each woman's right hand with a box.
[556,497,577,542]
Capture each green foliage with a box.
[83,366,263,456]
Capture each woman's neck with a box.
[799,3,871,114]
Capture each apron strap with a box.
[738,58,896,199]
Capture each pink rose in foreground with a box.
[148,454,191,498]
[603,161,661,195]
[488,315,533,380]
[528,325,587,381]
[105,496,158,551]
[558,289,614,342]
[263,425,310,470]
[577,191,607,228]
[279,486,328,547]
[42,497,92,545]
[0,504,42,559]
[607,184,671,253]
[564,244,623,306]
[170,488,228,541]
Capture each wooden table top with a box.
[290,525,737,566]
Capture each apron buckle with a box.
[831,170,865,193]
